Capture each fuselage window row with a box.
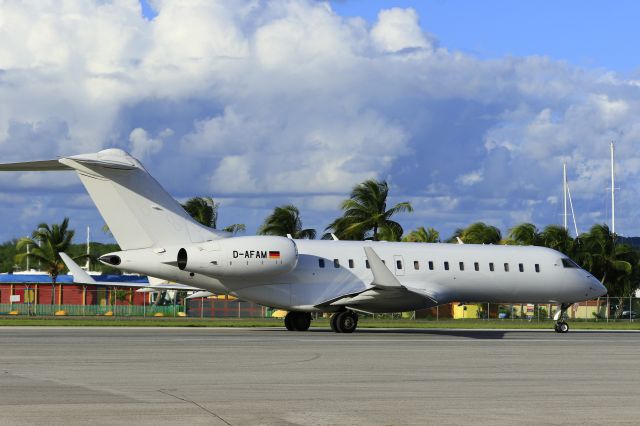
[317,258,543,274]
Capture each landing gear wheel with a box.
[335,311,358,333]
[329,313,339,332]
[284,312,311,331]
[284,312,294,331]
[291,312,311,331]
[556,321,569,333]
[552,303,572,333]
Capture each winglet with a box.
[363,247,403,288]
[59,252,96,284]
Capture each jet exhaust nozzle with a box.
[177,248,188,271]
[99,255,121,266]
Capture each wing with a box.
[316,247,443,312]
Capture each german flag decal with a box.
[268,251,281,259]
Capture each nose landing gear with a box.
[553,303,572,333]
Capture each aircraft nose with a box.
[586,275,607,298]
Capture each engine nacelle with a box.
[176,235,298,278]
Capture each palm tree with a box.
[15,218,77,305]
[507,223,541,246]
[182,196,245,234]
[259,205,316,239]
[325,179,413,241]
[575,224,635,299]
[539,225,574,256]
[450,222,501,244]
[182,196,218,228]
[402,226,440,243]
[378,226,403,242]
[221,224,246,235]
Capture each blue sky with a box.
[330,0,640,72]
[1,0,639,247]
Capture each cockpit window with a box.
[561,258,580,268]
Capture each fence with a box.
[0,285,275,318]
[0,282,638,320]
[415,296,640,322]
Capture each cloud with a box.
[371,8,433,53]
[128,127,169,159]
[1,0,640,242]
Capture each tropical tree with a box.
[378,226,403,242]
[221,224,246,235]
[449,222,501,244]
[325,179,413,241]
[259,205,316,239]
[575,224,636,303]
[182,196,218,228]
[15,218,78,305]
[539,225,574,257]
[182,196,245,235]
[507,223,541,246]
[402,226,440,243]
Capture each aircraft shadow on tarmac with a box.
[273,328,512,339]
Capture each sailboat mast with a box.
[563,161,568,231]
[85,226,90,270]
[610,141,615,235]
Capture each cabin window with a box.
[414,261,420,270]
[535,264,540,273]
[444,261,449,271]
[318,259,325,268]
[489,262,494,272]
[396,260,403,270]
[518,263,524,272]
[474,262,479,271]
[561,258,579,268]
[504,263,509,272]
[348,259,354,269]
[334,259,340,268]
[459,262,464,271]
[365,260,370,269]
[428,261,434,270]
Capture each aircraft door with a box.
[393,255,405,276]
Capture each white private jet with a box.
[0,149,606,333]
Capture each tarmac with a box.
[1,327,639,425]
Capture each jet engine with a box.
[176,235,298,278]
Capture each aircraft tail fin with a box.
[0,149,226,250]
[59,252,96,284]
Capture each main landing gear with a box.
[553,303,572,333]
[284,312,311,331]
[329,311,359,333]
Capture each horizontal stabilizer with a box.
[0,159,71,171]
[59,252,96,284]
